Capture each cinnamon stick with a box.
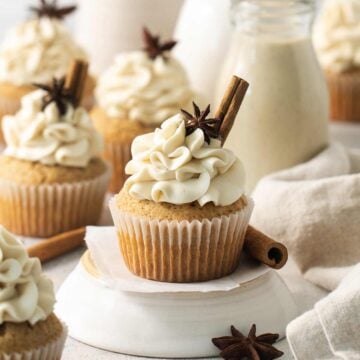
[28,227,86,263]
[215,75,249,146]
[65,59,88,108]
[243,226,288,269]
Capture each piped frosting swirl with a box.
[313,0,360,73]
[3,89,103,168]
[0,226,55,325]
[95,51,193,126]
[124,114,245,206]
[0,18,87,86]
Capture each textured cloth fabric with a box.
[287,264,360,359]
[251,143,360,290]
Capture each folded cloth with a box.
[287,264,360,359]
[251,143,360,290]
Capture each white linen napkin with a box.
[287,263,360,359]
[251,143,360,290]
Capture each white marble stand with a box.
[56,252,297,358]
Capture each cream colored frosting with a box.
[0,18,87,86]
[313,0,360,73]
[3,90,103,168]
[0,226,55,325]
[96,51,193,126]
[124,114,245,206]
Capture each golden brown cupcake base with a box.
[116,188,248,221]
[0,156,107,185]
[0,157,110,237]
[92,107,154,193]
[326,69,360,122]
[110,194,253,283]
[0,313,62,354]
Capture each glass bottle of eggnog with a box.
[216,0,329,193]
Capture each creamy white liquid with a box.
[217,33,329,193]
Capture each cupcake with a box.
[0,71,110,237]
[93,27,194,193]
[313,0,360,122]
[110,103,253,283]
[0,0,94,143]
[0,226,67,359]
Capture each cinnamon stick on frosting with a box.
[215,75,249,145]
[65,59,88,108]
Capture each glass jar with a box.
[216,0,329,193]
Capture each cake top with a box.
[95,27,193,126]
[123,103,246,207]
[0,226,55,325]
[3,77,103,168]
[0,2,86,86]
[313,0,360,73]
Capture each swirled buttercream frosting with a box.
[3,89,103,168]
[0,18,87,86]
[124,114,246,206]
[95,51,193,126]
[0,226,55,325]
[313,0,360,73]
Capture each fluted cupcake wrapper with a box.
[1,323,67,360]
[109,197,254,283]
[327,70,360,122]
[0,167,110,238]
[104,140,132,193]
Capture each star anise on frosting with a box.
[181,102,221,144]
[33,77,74,115]
[212,325,284,360]
[29,0,77,20]
[142,27,177,60]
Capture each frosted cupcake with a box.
[93,27,194,193]
[0,75,110,237]
[110,103,253,283]
[0,0,94,142]
[313,0,360,122]
[0,226,67,359]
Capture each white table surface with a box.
[29,122,359,360]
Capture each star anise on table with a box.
[181,102,221,144]
[29,0,77,20]
[142,27,177,60]
[212,325,284,360]
[33,77,74,116]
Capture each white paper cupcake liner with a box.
[1,323,67,360]
[0,166,111,238]
[109,197,254,283]
[104,140,132,193]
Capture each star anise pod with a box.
[212,325,284,360]
[33,77,74,115]
[29,0,77,20]
[181,102,221,144]
[142,27,177,60]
